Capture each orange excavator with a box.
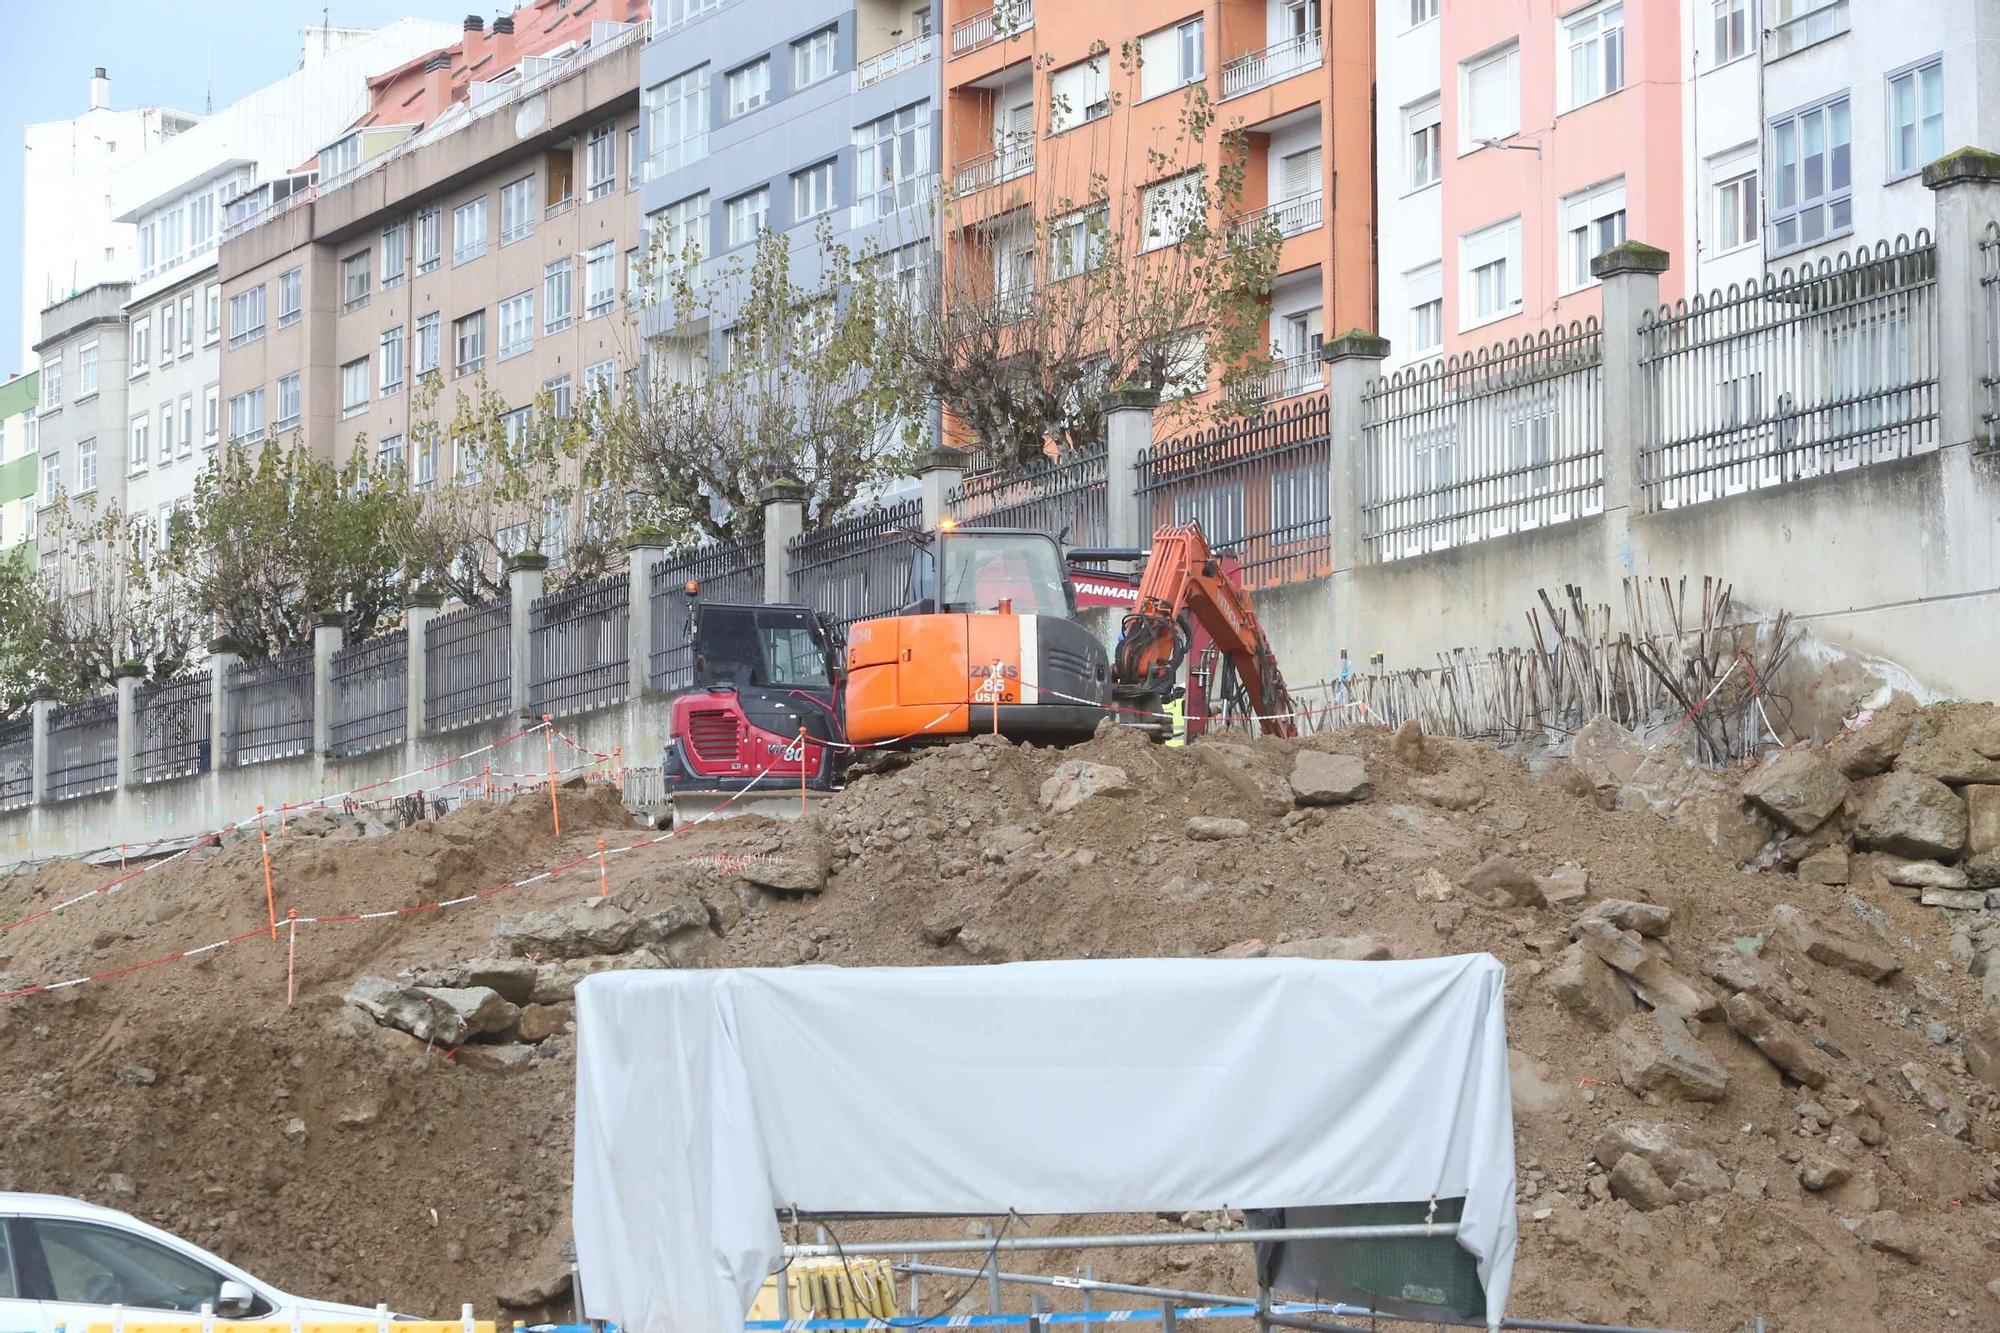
[843,521,1295,747]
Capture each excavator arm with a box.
[1112,524,1297,738]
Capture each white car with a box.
[0,1193,394,1332]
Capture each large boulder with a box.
[1569,715,1649,809]
[1592,1122,1731,1201]
[1289,751,1372,806]
[1546,942,1639,1031]
[1722,992,1830,1088]
[1189,742,1294,816]
[1575,921,1717,1018]
[1461,855,1544,907]
[1187,815,1251,841]
[1039,760,1135,815]
[1740,750,1849,834]
[1966,785,2000,856]
[1897,705,2000,785]
[740,856,826,894]
[345,977,515,1044]
[1572,899,1672,938]
[1608,1156,1675,1212]
[1771,904,1900,982]
[1828,703,1915,778]
[1613,1011,1730,1103]
[1853,772,1967,861]
[491,900,638,960]
[423,987,520,1039]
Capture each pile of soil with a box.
[3,718,1999,1331]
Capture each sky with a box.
[0,0,475,375]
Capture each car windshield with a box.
[695,608,829,689]
[939,533,1068,617]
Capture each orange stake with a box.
[285,909,300,1006]
[258,824,278,942]
[597,838,610,898]
[543,717,562,837]
[119,842,126,870]
[613,744,624,797]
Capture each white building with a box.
[19,69,196,369]
[1680,0,1764,298]
[1374,0,1444,372]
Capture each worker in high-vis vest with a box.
[1164,694,1187,747]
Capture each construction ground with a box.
[5,699,2000,1330]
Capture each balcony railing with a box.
[1765,0,1849,60]
[1222,30,1323,99]
[857,33,937,88]
[1232,191,1323,241]
[953,138,1035,196]
[1248,351,1325,404]
[951,0,1033,58]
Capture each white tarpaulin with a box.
[572,956,1517,1331]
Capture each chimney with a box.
[89,67,109,111]
[489,15,517,70]
[463,14,484,33]
[424,52,455,115]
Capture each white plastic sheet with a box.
[573,956,1517,1331]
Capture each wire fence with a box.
[133,673,212,784]
[788,496,921,633]
[530,574,630,719]
[0,717,32,811]
[1981,219,1999,453]
[1361,322,1604,562]
[330,629,408,759]
[425,597,512,733]
[229,649,315,767]
[651,537,765,692]
[949,450,1108,548]
[1640,231,1938,509]
[46,695,119,801]
[1136,394,1331,589]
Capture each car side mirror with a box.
[215,1280,256,1318]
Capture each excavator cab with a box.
[661,598,845,795]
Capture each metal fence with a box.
[788,496,921,633]
[46,695,119,801]
[651,537,766,692]
[133,673,212,784]
[0,717,32,811]
[1981,219,1999,452]
[530,574,630,719]
[229,649,315,767]
[1361,321,1604,562]
[1137,394,1331,589]
[1639,231,1938,509]
[425,597,512,732]
[949,450,1108,548]
[330,630,408,758]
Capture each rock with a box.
[1829,704,1915,778]
[1213,939,1269,959]
[1570,715,1649,809]
[1410,772,1486,812]
[1547,942,1639,1031]
[1797,1153,1851,1192]
[105,1173,136,1198]
[1509,1048,1564,1116]
[1461,855,1545,907]
[454,957,538,1005]
[1741,750,1850,834]
[1895,1062,1973,1141]
[529,949,669,1003]
[1898,707,2000,785]
[491,900,638,960]
[420,986,519,1039]
[1853,771,1968,860]
[635,898,713,962]
[1186,815,1251,841]
[1797,847,1852,886]
[1039,760,1135,815]
[347,976,477,1042]
[1921,887,1987,910]
[1878,858,1969,890]
[1539,864,1590,906]
[1967,850,2000,890]
[1607,1155,1675,1212]
[740,856,826,894]
[1722,993,1830,1089]
[114,1064,157,1087]
[1965,1018,2000,1092]
[1575,921,1717,1019]
[1414,868,1455,902]
[498,1269,575,1309]
[1966,784,2000,855]
[1732,1173,1768,1199]
[1614,1012,1730,1103]
[514,1002,569,1043]
[1290,751,1372,806]
[1390,719,1429,767]
[1268,935,1392,961]
[454,1044,537,1073]
[1573,899,1672,938]
[1771,905,1900,982]
[1852,1210,1923,1262]
[1679,789,1777,866]
[1189,742,1294,817]
[1591,1122,1731,1201]
[283,1118,308,1145]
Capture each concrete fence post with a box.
[1923,149,2000,450]
[625,535,667,699]
[207,638,240,773]
[1591,242,1671,544]
[1102,385,1160,552]
[760,478,805,606]
[918,446,970,532]
[506,553,549,720]
[113,664,141,793]
[312,612,345,758]
[29,693,53,808]
[1322,330,1390,572]
[404,592,443,742]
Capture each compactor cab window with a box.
[939,533,1069,617]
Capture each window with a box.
[585,243,617,317]
[337,359,369,419]
[180,293,194,352]
[278,372,303,431]
[43,357,61,409]
[415,312,441,379]
[158,403,174,462]
[501,176,535,244]
[1461,215,1523,328]
[455,433,484,486]
[180,395,193,456]
[203,385,219,446]
[377,435,404,472]
[1405,96,1442,191]
[129,413,149,471]
[343,250,371,310]
[1711,0,1751,64]
[500,291,535,360]
[545,374,573,419]
[663,192,709,256]
[647,67,710,176]
[382,221,407,287]
[792,160,837,221]
[454,311,485,375]
[1887,59,1944,179]
[320,131,362,179]
[1561,2,1624,111]
[499,407,531,462]
[1409,0,1438,24]
[278,267,302,327]
[1139,17,1204,101]
[584,358,616,399]
[78,341,98,397]
[991,216,1036,316]
[586,122,617,199]
[1050,204,1106,279]
[381,326,405,396]
[414,438,437,491]
[1408,264,1442,354]
[1049,55,1110,133]
[544,257,575,332]
[131,318,151,374]
[1560,177,1627,291]
[77,438,98,492]
[794,27,836,88]
[1140,170,1204,252]
[452,195,488,265]
[204,283,221,342]
[228,286,266,347]
[1460,41,1520,145]
[543,496,569,565]
[855,104,927,223]
[41,452,61,505]
[33,1218,229,1313]
[726,189,769,248]
[1770,96,1851,253]
[160,302,176,361]
[1713,161,1758,253]
[416,205,443,273]
[727,59,769,118]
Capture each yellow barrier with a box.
[746,1257,901,1320]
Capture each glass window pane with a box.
[34,1220,228,1313]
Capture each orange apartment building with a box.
[938,0,1374,414]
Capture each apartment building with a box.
[0,372,39,565]
[31,284,132,576]
[219,4,647,517]
[939,0,1375,411]
[19,71,196,371]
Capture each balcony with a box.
[1765,0,1849,60]
[1232,191,1323,242]
[1222,31,1323,100]
[953,138,1035,196]
[857,33,937,89]
[1247,351,1324,404]
[951,0,1033,59]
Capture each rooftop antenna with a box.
[204,43,213,114]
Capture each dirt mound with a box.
[5,714,2000,1328]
